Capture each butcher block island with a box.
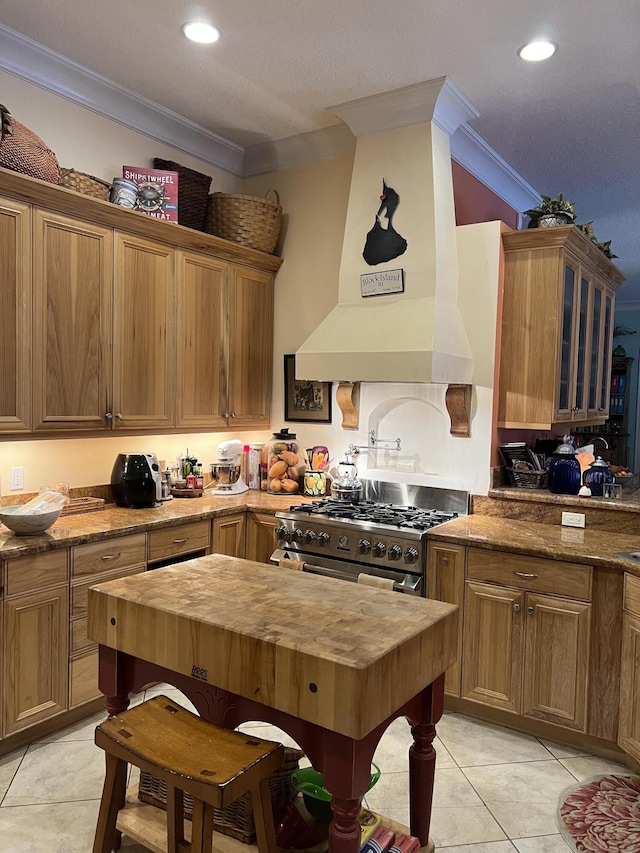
[88,554,458,853]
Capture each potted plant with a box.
[524,193,576,228]
[613,324,636,357]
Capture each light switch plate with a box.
[561,511,586,528]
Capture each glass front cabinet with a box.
[497,226,623,431]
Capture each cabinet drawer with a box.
[624,573,640,617]
[71,564,145,618]
[5,549,69,597]
[467,548,592,601]
[147,520,210,564]
[72,533,146,578]
[70,649,100,708]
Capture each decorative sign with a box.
[360,269,405,297]
[121,166,179,221]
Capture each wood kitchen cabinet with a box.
[0,196,31,433]
[212,513,246,558]
[462,549,592,731]
[618,574,640,762]
[3,550,69,736]
[175,254,274,430]
[0,166,282,436]
[32,209,113,431]
[112,232,176,430]
[427,542,465,696]
[245,512,278,564]
[498,226,624,430]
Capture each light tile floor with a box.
[0,685,634,853]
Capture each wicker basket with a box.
[153,158,212,231]
[205,190,282,254]
[506,466,549,489]
[59,168,111,201]
[0,104,59,184]
[138,745,303,843]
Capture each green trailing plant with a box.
[594,239,618,259]
[524,192,576,222]
[576,222,618,259]
[577,221,595,241]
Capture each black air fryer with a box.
[111,453,162,508]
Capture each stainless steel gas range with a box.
[270,481,468,596]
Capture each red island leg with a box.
[329,798,363,853]
[409,675,445,846]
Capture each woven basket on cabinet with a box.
[153,157,212,231]
[205,189,282,254]
[59,168,111,201]
[0,104,60,184]
[138,745,303,843]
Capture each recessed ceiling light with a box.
[518,40,557,62]
[182,21,220,44]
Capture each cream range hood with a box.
[296,77,478,385]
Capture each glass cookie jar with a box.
[267,428,304,495]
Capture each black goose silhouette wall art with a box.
[362,180,408,266]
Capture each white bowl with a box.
[0,505,63,535]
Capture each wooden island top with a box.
[88,554,458,740]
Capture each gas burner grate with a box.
[288,498,459,532]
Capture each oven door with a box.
[270,548,423,595]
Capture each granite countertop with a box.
[488,486,640,510]
[428,514,640,575]
[0,491,314,559]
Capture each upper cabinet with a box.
[0,167,282,435]
[497,226,624,431]
[0,197,31,433]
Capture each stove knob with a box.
[388,544,403,561]
[404,547,419,564]
[373,542,386,558]
[318,532,330,547]
[276,525,289,542]
[291,527,303,543]
[304,529,317,545]
[357,539,372,555]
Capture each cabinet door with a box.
[176,251,228,430]
[586,280,605,418]
[598,291,614,416]
[227,266,273,428]
[570,272,590,422]
[0,197,31,432]
[112,232,175,430]
[522,593,590,731]
[427,542,465,697]
[555,258,580,423]
[33,210,113,431]
[3,585,69,735]
[213,513,246,558]
[618,612,640,761]
[245,512,278,564]
[462,581,523,713]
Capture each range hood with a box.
[296,77,478,384]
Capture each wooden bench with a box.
[93,695,284,853]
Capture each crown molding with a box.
[0,25,245,175]
[243,122,356,176]
[449,123,540,215]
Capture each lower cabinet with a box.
[427,542,465,697]
[245,512,278,564]
[462,576,591,731]
[212,513,246,558]
[3,549,70,737]
[619,574,640,761]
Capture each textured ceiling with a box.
[2,0,640,299]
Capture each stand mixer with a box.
[208,440,249,495]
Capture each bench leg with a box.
[167,785,187,853]
[93,753,128,853]
[251,778,277,853]
[190,798,214,853]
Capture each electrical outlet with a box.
[561,511,586,528]
[10,466,24,490]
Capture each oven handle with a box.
[270,548,422,593]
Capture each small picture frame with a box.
[284,354,332,423]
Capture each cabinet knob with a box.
[223,412,229,419]
[230,412,236,418]
[513,603,520,612]
[105,412,113,420]
[527,606,534,614]
[441,556,449,565]
[115,412,123,420]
